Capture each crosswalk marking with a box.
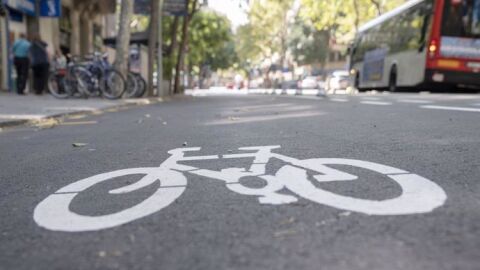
[360,101,393,106]
[421,105,480,113]
[398,99,433,104]
[330,98,349,102]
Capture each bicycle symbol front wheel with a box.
[34,168,187,232]
[277,158,447,215]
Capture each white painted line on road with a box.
[421,105,480,113]
[398,99,433,104]
[0,114,46,120]
[302,89,320,96]
[361,97,382,101]
[360,101,392,106]
[330,98,349,102]
[286,89,297,95]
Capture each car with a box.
[299,76,320,89]
[281,80,299,90]
[326,71,351,93]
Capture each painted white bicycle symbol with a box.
[34,146,447,232]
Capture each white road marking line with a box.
[398,99,433,104]
[302,89,320,96]
[360,101,392,106]
[330,98,349,102]
[421,105,480,112]
[0,114,46,120]
[361,97,382,101]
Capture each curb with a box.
[0,97,164,129]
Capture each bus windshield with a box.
[442,0,480,38]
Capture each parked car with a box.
[299,76,320,89]
[281,80,299,90]
[326,71,351,93]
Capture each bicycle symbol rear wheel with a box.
[34,168,187,232]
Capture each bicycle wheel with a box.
[134,74,147,98]
[33,168,187,232]
[275,158,447,215]
[124,72,139,98]
[48,72,71,99]
[101,69,126,100]
[71,65,95,97]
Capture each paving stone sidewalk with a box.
[0,92,160,128]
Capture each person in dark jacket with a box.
[12,33,31,95]
[29,34,50,95]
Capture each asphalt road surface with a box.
[1,92,479,270]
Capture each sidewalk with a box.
[0,92,161,128]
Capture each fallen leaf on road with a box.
[67,114,86,120]
[31,118,60,129]
[72,143,88,147]
[183,142,188,146]
[228,116,240,121]
[98,251,107,258]
[339,211,352,217]
[280,217,296,225]
[60,121,98,126]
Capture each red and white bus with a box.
[350,0,480,91]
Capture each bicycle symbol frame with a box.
[34,146,447,232]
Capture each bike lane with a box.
[0,95,479,270]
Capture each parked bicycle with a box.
[76,52,126,100]
[48,56,91,99]
[124,71,147,98]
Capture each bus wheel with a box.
[389,67,398,92]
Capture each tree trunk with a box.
[147,0,159,96]
[352,0,360,34]
[169,16,180,95]
[369,0,383,16]
[113,0,134,78]
[174,0,198,94]
[157,0,165,96]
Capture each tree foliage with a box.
[236,0,295,65]
[300,0,409,37]
[188,10,237,72]
[288,17,329,66]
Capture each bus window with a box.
[442,0,480,37]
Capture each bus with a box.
[350,0,480,92]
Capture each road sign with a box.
[135,0,188,16]
[39,0,60,17]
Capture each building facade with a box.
[0,0,115,92]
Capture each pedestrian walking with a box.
[29,34,50,95]
[12,33,31,95]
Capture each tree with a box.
[173,0,200,94]
[237,0,295,67]
[147,0,159,96]
[288,16,329,66]
[300,0,409,37]
[188,11,237,70]
[114,0,134,78]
